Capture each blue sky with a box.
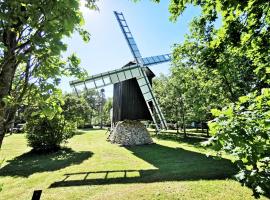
[60,0,200,97]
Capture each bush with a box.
[25,113,76,152]
[83,124,93,129]
[208,88,270,198]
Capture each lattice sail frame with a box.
[114,11,169,130]
[70,11,171,131]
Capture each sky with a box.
[60,0,201,97]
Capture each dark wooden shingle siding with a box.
[113,67,155,123]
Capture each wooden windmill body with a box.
[113,62,155,124]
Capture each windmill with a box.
[70,11,171,135]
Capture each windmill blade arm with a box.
[142,54,172,67]
[136,68,168,130]
[69,65,142,91]
[114,11,143,64]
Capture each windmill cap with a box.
[122,61,155,77]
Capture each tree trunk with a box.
[222,73,238,102]
[4,106,17,128]
[0,61,17,149]
[0,104,5,148]
[182,114,186,138]
[89,112,93,126]
[180,99,187,138]
[0,30,18,149]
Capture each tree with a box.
[0,0,98,148]
[97,88,106,128]
[83,89,100,126]
[153,65,227,137]
[153,74,174,122]
[209,89,270,197]
[169,66,192,137]
[167,0,269,94]
[103,97,113,126]
[153,0,270,197]
[62,94,92,128]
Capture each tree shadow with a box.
[75,128,110,136]
[75,129,92,135]
[152,133,207,146]
[0,148,93,177]
[50,143,237,188]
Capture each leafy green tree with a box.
[154,65,227,136]
[83,89,100,126]
[62,94,92,128]
[95,89,106,128]
[209,89,270,197]
[102,97,113,126]
[153,74,175,122]
[159,0,269,103]
[0,0,97,148]
[169,66,192,136]
[153,0,270,197]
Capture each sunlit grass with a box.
[0,130,265,200]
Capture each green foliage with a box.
[153,65,227,131]
[24,92,76,152]
[102,97,113,126]
[0,0,97,148]
[155,0,270,197]
[25,112,76,153]
[82,89,111,127]
[83,89,100,126]
[62,94,91,127]
[169,0,269,91]
[153,74,174,121]
[209,89,270,197]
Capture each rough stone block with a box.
[108,120,153,146]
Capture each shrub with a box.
[208,88,270,198]
[25,113,76,152]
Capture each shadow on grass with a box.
[75,129,92,135]
[152,133,208,146]
[0,148,93,177]
[50,143,237,188]
[76,128,109,135]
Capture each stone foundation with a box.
[108,120,153,146]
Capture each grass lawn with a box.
[0,129,267,200]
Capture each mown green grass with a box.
[0,130,266,200]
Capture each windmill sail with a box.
[142,54,172,67]
[114,11,143,65]
[114,11,168,131]
[136,68,168,129]
[70,64,142,91]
